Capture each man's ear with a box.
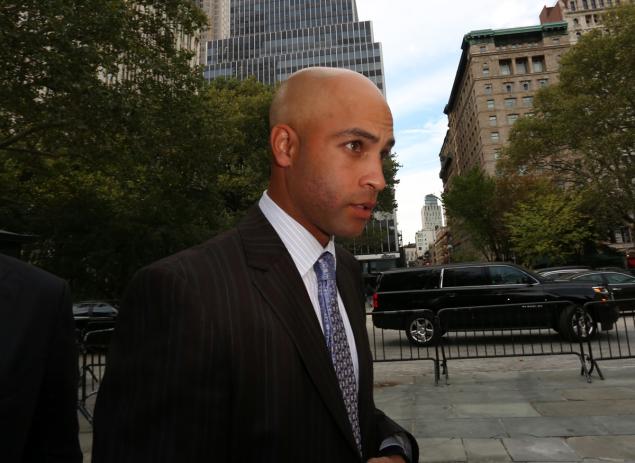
[270,124,297,167]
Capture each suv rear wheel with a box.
[405,313,439,347]
[559,305,597,342]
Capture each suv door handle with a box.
[447,292,456,298]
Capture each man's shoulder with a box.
[0,253,66,293]
[144,226,243,278]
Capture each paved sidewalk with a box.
[374,359,635,462]
[80,359,635,462]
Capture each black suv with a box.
[371,262,619,346]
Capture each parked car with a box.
[372,262,618,346]
[561,271,635,314]
[535,266,592,280]
[73,300,118,332]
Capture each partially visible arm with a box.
[372,408,418,463]
[23,281,82,463]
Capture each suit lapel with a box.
[237,207,360,455]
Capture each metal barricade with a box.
[367,299,622,384]
[78,326,113,424]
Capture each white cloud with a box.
[395,116,447,167]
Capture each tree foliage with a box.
[503,4,635,228]
[442,168,513,261]
[505,192,596,268]
[0,1,275,298]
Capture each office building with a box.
[200,0,385,92]
[421,194,443,231]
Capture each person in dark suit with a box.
[0,253,82,463]
[92,67,419,462]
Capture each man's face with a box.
[284,84,394,245]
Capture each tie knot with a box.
[314,252,335,282]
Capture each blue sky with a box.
[356,0,553,244]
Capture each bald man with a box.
[92,68,418,463]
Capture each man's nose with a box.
[363,156,387,192]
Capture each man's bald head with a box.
[269,67,387,132]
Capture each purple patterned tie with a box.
[314,251,361,454]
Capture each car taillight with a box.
[372,292,379,309]
[593,286,609,301]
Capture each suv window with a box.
[605,273,635,284]
[572,273,604,284]
[442,267,488,287]
[379,269,441,291]
[489,265,535,285]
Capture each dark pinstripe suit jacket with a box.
[92,206,418,462]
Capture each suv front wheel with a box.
[405,312,439,347]
[559,305,597,342]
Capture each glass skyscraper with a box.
[202,0,385,93]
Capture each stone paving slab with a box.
[416,437,466,462]
[532,399,635,417]
[566,435,635,461]
[562,386,635,401]
[501,416,610,438]
[414,418,507,439]
[502,437,579,462]
[589,414,635,435]
[454,402,541,418]
[463,438,511,462]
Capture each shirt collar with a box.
[258,191,336,277]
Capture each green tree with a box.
[0,1,276,298]
[503,4,635,228]
[442,168,510,261]
[505,192,597,268]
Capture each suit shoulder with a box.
[135,227,243,283]
[0,253,66,293]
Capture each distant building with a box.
[402,243,418,267]
[415,229,435,258]
[200,0,385,92]
[196,0,231,65]
[440,21,570,189]
[540,0,633,43]
[421,194,443,231]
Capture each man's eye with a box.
[345,141,362,152]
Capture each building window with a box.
[504,97,516,108]
[484,83,492,94]
[574,17,580,25]
[494,148,502,160]
[482,64,490,76]
[480,45,487,53]
[552,37,560,44]
[599,0,604,6]
[499,59,512,75]
[522,96,534,106]
[487,99,495,110]
[490,132,500,142]
[507,114,519,125]
[538,78,549,87]
[531,56,545,73]
[591,0,597,8]
[583,0,589,8]
[489,115,497,126]
[570,0,577,10]
[586,14,592,24]
[504,82,513,93]
[515,57,528,74]
[521,80,531,91]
